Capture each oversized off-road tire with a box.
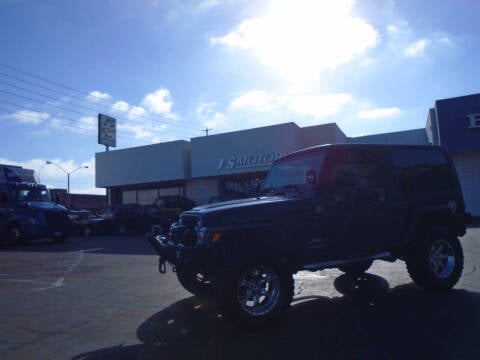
[176,265,213,298]
[338,260,373,275]
[406,232,463,291]
[214,262,294,329]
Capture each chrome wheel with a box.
[236,265,280,316]
[429,239,455,279]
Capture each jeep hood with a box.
[186,196,313,226]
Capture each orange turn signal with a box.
[211,232,222,243]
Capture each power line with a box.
[0,71,88,104]
[0,63,204,133]
[0,81,197,138]
[0,89,197,143]
[0,105,142,143]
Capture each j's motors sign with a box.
[217,152,287,170]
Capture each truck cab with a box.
[0,166,70,244]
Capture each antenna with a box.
[202,127,212,136]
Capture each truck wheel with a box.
[338,260,373,275]
[8,226,24,245]
[176,265,213,297]
[215,263,293,329]
[406,233,463,291]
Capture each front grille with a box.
[170,223,197,247]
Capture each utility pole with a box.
[202,128,211,136]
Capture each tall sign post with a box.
[98,114,117,151]
[98,113,116,207]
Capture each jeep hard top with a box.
[148,144,471,328]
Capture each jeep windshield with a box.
[14,184,51,203]
[262,151,325,196]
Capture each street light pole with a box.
[46,161,89,208]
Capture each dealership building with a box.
[96,93,480,215]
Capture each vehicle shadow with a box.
[0,235,156,256]
[72,273,480,360]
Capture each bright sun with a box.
[212,0,378,84]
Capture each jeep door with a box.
[323,147,390,256]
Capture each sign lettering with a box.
[217,152,287,170]
[466,114,480,129]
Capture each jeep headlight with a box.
[194,218,207,243]
[195,220,222,245]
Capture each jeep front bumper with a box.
[147,234,214,273]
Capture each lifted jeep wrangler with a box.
[148,144,471,328]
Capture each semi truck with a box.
[0,164,70,244]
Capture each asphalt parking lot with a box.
[1,227,479,360]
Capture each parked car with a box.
[149,144,472,329]
[68,210,111,237]
[95,197,195,236]
[148,196,196,235]
[96,204,148,236]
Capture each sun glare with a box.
[244,0,378,83]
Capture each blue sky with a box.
[1,0,479,194]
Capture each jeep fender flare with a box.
[404,206,457,247]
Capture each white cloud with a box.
[78,116,96,131]
[199,0,220,9]
[404,39,429,57]
[358,107,401,119]
[111,100,130,113]
[211,0,378,83]
[196,102,228,131]
[118,123,160,143]
[5,110,50,124]
[87,90,112,102]
[127,106,147,120]
[387,25,399,34]
[229,90,273,112]
[287,93,352,118]
[141,88,174,115]
[439,37,454,47]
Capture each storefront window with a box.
[159,188,180,197]
[122,190,137,204]
[119,187,183,205]
[138,189,158,205]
